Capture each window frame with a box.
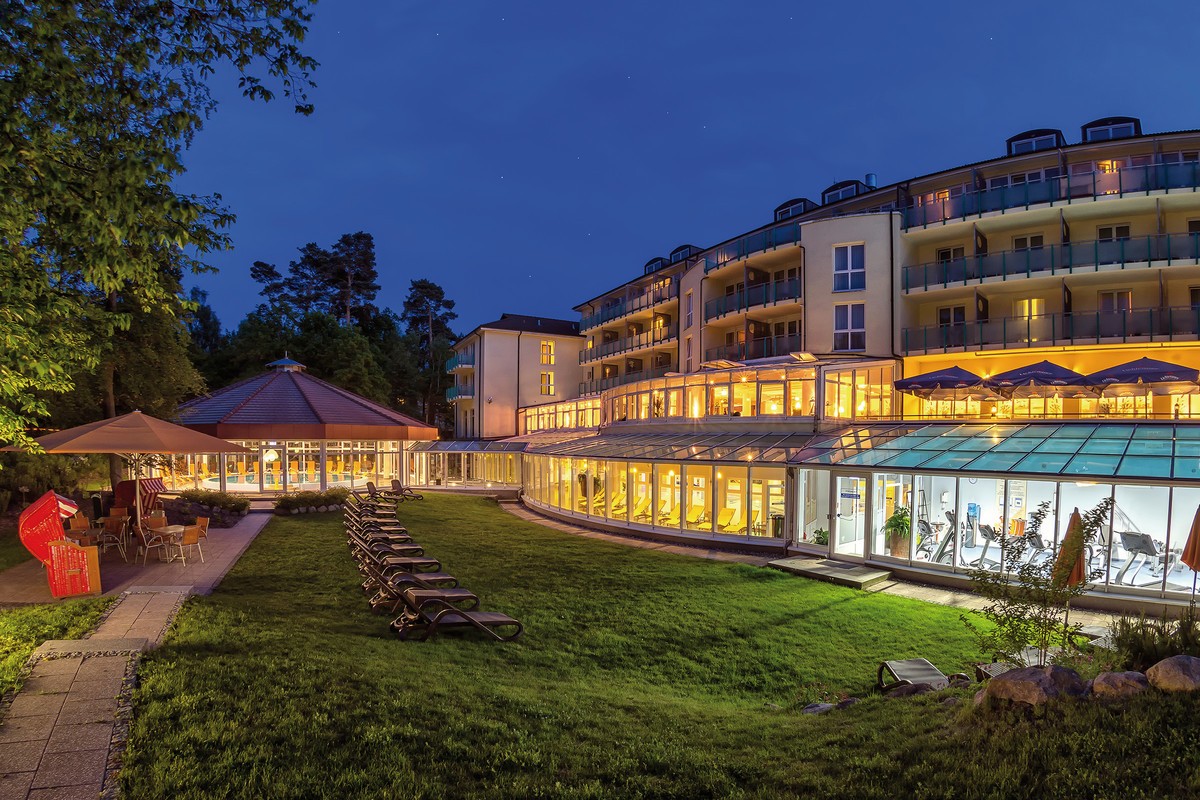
[833,303,866,352]
[832,243,866,292]
[1098,289,1133,314]
[1085,122,1136,142]
[1013,234,1044,251]
[539,371,555,396]
[540,340,555,366]
[1098,224,1131,241]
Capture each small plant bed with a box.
[273,487,350,514]
[166,490,250,528]
[0,598,113,696]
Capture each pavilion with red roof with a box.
[169,358,438,493]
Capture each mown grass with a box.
[0,519,31,571]
[121,496,1200,799]
[0,597,112,695]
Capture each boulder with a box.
[1147,655,1200,692]
[948,676,972,690]
[885,683,933,698]
[290,508,300,515]
[317,505,329,513]
[1091,671,1150,699]
[801,703,835,715]
[836,697,860,710]
[307,506,317,514]
[983,665,1086,706]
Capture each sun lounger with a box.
[369,575,478,616]
[391,598,523,642]
[388,480,424,501]
[630,495,651,521]
[877,658,970,692]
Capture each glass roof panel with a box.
[914,437,968,450]
[1132,426,1175,440]
[1014,452,1074,473]
[949,438,997,451]
[1093,425,1135,439]
[1175,442,1200,458]
[1118,456,1172,478]
[964,451,1026,471]
[1033,438,1084,454]
[1054,425,1096,438]
[1065,453,1121,477]
[1124,440,1173,457]
[875,450,936,468]
[1010,425,1054,438]
[1174,458,1200,479]
[920,451,979,470]
[1173,426,1200,440]
[1078,439,1129,455]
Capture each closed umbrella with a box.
[1052,508,1088,656]
[1180,506,1200,596]
[28,411,250,528]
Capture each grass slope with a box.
[0,520,31,571]
[0,597,112,695]
[121,496,1200,799]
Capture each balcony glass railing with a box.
[446,384,475,401]
[444,352,475,372]
[580,285,679,331]
[702,221,803,273]
[579,367,671,396]
[704,333,803,362]
[904,233,1200,292]
[902,162,1200,229]
[704,278,802,321]
[579,323,679,364]
[902,305,1200,354]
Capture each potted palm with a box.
[883,506,911,556]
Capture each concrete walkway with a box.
[503,504,1115,628]
[0,513,274,799]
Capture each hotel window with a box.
[1190,287,1200,310]
[833,303,866,351]
[1099,290,1132,313]
[936,246,965,263]
[1013,234,1044,250]
[685,291,693,328]
[833,244,865,291]
[1188,220,1200,235]
[1163,151,1200,164]
[1098,224,1131,241]
[539,372,555,396]
[938,306,966,326]
[540,341,555,365]
[1085,122,1136,142]
[685,337,693,373]
[1013,298,1044,319]
[1011,134,1058,154]
[824,184,858,203]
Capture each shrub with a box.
[274,488,347,512]
[1110,606,1200,672]
[176,489,250,514]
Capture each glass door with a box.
[834,474,868,557]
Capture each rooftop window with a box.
[1011,134,1058,154]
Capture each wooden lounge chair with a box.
[391,598,523,642]
[389,480,424,501]
[369,574,477,616]
[877,658,970,692]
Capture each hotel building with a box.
[412,116,1200,609]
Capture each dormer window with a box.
[823,184,858,204]
[1011,134,1058,154]
[1087,123,1135,141]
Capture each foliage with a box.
[1110,605,1200,672]
[0,598,112,696]
[249,232,381,325]
[0,0,316,449]
[0,453,107,499]
[177,489,250,514]
[274,487,350,511]
[399,278,459,429]
[883,506,911,541]
[811,528,829,546]
[961,498,1113,666]
[123,496,986,798]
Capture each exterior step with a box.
[767,556,891,590]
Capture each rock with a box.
[1147,655,1200,692]
[307,506,317,514]
[801,703,835,715]
[973,689,987,708]
[948,676,972,690]
[836,697,860,710]
[290,508,300,515]
[941,696,961,707]
[1091,671,1150,699]
[984,666,1086,706]
[763,702,782,711]
[885,683,933,698]
[317,505,328,513]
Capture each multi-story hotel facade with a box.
[412,116,1200,610]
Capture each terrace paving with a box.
[0,511,273,800]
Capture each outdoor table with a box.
[160,525,185,562]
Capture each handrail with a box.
[580,284,680,331]
[902,305,1200,354]
[579,323,679,364]
[704,278,801,321]
[702,221,803,274]
[704,333,802,362]
[578,367,671,396]
[444,352,475,372]
[903,233,1200,292]
[446,384,476,401]
[902,161,1200,229]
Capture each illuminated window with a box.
[539,372,554,395]
[833,244,865,291]
[1096,159,1122,174]
[833,303,865,351]
[540,341,555,365]
[1012,298,1045,319]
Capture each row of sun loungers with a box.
[344,489,523,642]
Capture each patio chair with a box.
[195,517,210,541]
[877,658,970,692]
[176,525,204,566]
[98,516,128,562]
[109,506,129,518]
[135,523,170,565]
[67,514,90,531]
[391,597,523,642]
[389,480,424,501]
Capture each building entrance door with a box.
[834,474,868,557]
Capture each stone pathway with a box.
[0,512,274,799]
[504,504,1116,628]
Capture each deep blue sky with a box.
[181,0,1200,335]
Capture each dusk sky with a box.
[181,0,1200,334]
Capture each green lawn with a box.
[120,496,1200,799]
[0,520,32,571]
[0,597,112,695]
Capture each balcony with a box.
[903,233,1200,292]
[580,284,679,331]
[444,352,475,372]
[579,323,679,364]
[446,384,475,401]
[902,306,1200,355]
[704,278,801,321]
[578,367,671,396]
[704,333,803,362]
[902,162,1200,229]
[702,221,803,274]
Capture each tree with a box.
[0,1,317,449]
[249,232,381,324]
[328,232,381,324]
[399,279,459,428]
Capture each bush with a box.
[274,488,347,513]
[176,489,250,514]
[1110,606,1200,672]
